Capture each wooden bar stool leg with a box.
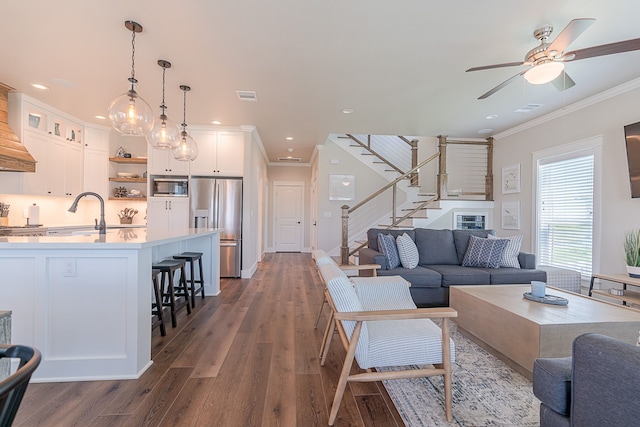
[162,270,178,328]
[188,259,196,308]
[197,257,205,299]
[177,265,192,314]
[152,272,166,336]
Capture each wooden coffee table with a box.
[449,285,640,378]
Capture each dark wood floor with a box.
[14,253,403,427]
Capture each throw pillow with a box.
[462,235,508,269]
[377,233,401,269]
[396,233,419,269]
[488,234,523,268]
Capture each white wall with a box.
[493,80,640,275]
[315,139,390,255]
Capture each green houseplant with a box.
[624,229,640,278]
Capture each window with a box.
[536,153,594,276]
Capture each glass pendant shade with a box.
[172,131,198,161]
[147,114,181,149]
[108,89,155,135]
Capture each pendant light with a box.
[172,85,198,161]
[146,60,180,149]
[108,20,154,135]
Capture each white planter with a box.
[626,265,640,278]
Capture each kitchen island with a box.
[0,227,221,382]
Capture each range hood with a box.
[0,82,36,172]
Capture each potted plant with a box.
[118,208,138,225]
[624,229,640,278]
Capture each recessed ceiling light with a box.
[486,114,498,120]
[478,128,493,134]
[31,83,48,90]
[287,148,294,152]
[286,136,293,141]
[341,108,354,114]
[95,115,106,120]
[211,120,221,125]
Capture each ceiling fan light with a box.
[524,62,565,85]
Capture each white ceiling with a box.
[2,1,640,163]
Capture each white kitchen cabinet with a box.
[147,197,189,229]
[21,130,81,197]
[189,130,244,176]
[148,146,190,175]
[83,126,110,198]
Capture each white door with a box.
[275,183,303,252]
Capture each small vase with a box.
[120,218,133,225]
[626,265,640,278]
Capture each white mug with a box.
[531,281,546,298]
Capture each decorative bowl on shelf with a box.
[116,172,139,178]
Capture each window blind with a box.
[537,154,594,276]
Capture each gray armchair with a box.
[533,333,640,427]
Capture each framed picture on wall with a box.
[502,164,520,194]
[501,200,520,230]
[329,174,356,201]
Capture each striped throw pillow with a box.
[377,233,401,269]
[462,235,508,269]
[488,234,523,268]
[396,233,419,269]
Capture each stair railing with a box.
[340,151,440,265]
[341,134,419,185]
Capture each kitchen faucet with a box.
[68,192,106,235]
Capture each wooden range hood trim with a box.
[0,82,36,172]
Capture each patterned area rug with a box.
[378,324,540,426]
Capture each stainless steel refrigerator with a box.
[190,177,242,277]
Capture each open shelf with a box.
[592,289,640,307]
[109,157,147,164]
[109,177,147,183]
[108,197,147,201]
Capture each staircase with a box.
[330,134,495,265]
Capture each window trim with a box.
[531,136,603,278]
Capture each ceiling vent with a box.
[277,156,302,162]
[236,90,258,102]
[514,103,544,113]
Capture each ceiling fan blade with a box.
[478,70,528,99]
[466,61,526,72]
[547,18,595,55]
[561,37,640,61]
[550,70,576,91]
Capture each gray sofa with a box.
[533,333,640,427]
[358,228,546,307]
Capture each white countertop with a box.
[0,227,222,249]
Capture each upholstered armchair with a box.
[316,259,457,426]
[533,333,640,427]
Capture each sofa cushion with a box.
[533,356,573,416]
[367,228,416,252]
[483,267,547,284]
[488,234,523,268]
[377,233,401,269]
[453,229,496,264]
[415,229,458,265]
[425,264,491,287]
[378,265,442,288]
[462,235,508,268]
[396,233,419,269]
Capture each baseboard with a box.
[241,262,257,278]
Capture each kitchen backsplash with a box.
[0,194,146,227]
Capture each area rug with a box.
[378,324,540,426]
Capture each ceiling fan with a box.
[467,18,640,99]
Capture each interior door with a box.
[275,183,303,252]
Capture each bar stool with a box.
[152,259,192,328]
[173,252,205,308]
[151,268,166,336]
